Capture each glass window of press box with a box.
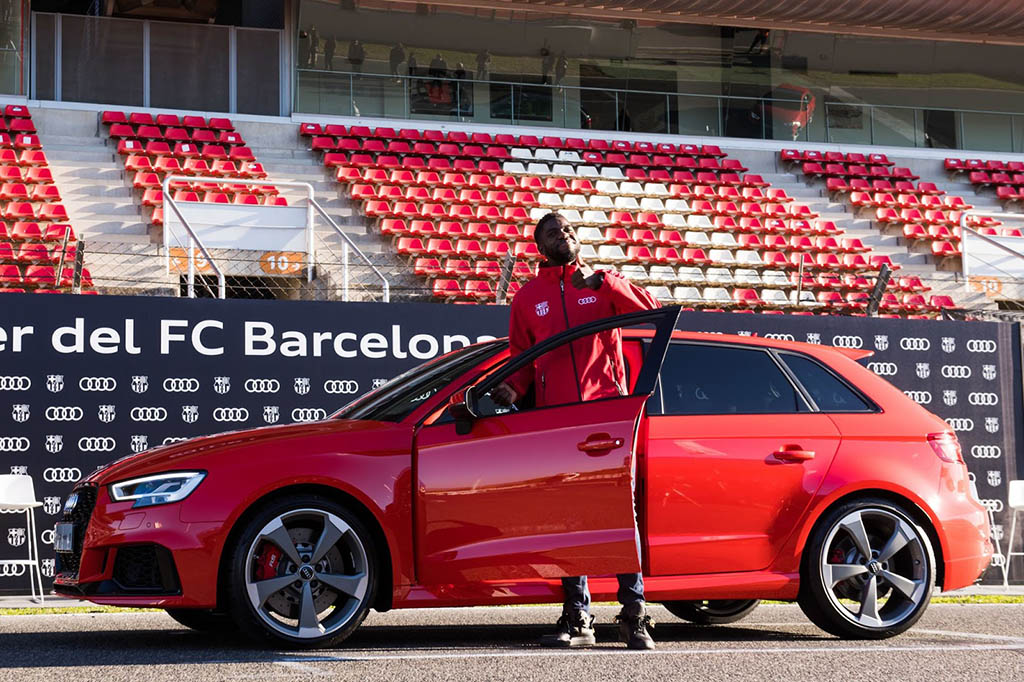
[294,0,1024,152]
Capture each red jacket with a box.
[507,262,661,406]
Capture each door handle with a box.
[577,434,624,454]
[772,445,815,462]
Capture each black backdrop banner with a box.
[0,295,1019,591]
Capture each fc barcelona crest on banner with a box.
[874,335,889,351]
[46,374,64,393]
[98,404,116,423]
[12,404,29,423]
[45,435,63,454]
[982,365,997,381]
[182,405,199,424]
[916,363,930,379]
[263,405,280,424]
[941,337,956,353]
[294,377,310,395]
[131,375,149,393]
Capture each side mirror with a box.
[449,387,477,435]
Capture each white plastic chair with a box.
[684,231,711,247]
[538,192,563,208]
[676,266,706,285]
[556,209,583,223]
[563,194,589,209]
[620,264,649,282]
[597,244,627,263]
[705,267,734,285]
[527,162,552,176]
[1005,480,1024,589]
[646,285,674,302]
[761,269,791,287]
[576,165,599,177]
[0,475,45,603]
[665,198,691,213]
[534,148,558,162]
[710,232,738,248]
[582,210,609,226]
[761,288,790,307]
[649,264,678,284]
[558,150,582,163]
[614,196,640,211]
[673,286,703,304]
[589,194,615,210]
[662,213,688,229]
[736,250,764,267]
[576,226,604,243]
[510,148,533,161]
[702,287,731,305]
[640,197,666,212]
[600,166,626,180]
[709,249,736,266]
[734,268,762,286]
[551,164,576,177]
[529,207,549,222]
[686,214,713,230]
[595,180,620,196]
[644,183,669,198]
[619,182,645,197]
[579,244,599,261]
[502,161,527,174]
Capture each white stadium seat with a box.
[705,267,734,285]
[676,266,706,285]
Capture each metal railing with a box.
[296,68,1024,152]
[310,197,390,302]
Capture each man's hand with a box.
[571,263,605,291]
[490,382,518,407]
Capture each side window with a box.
[657,343,806,415]
[780,354,874,412]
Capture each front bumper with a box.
[53,484,224,608]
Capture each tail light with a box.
[928,431,963,463]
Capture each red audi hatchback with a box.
[53,308,991,647]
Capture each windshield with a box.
[334,340,506,422]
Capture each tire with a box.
[662,599,761,625]
[798,497,935,640]
[166,608,233,633]
[225,494,378,649]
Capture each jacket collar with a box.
[537,260,578,281]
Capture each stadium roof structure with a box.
[410,0,1024,45]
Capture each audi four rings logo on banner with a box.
[131,407,168,422]
[904,390,931,405]
[292,408,327,422]
[78,437,116,452]
[967,339,997,353]
[324,380,359,394]
[867,362,897,376]
[981,499,1005,513]
[0,437,30,452]
[245,379,280,393]
[40,529,54,546]
[763,333,795,341]
[940,365,972,379]
[163,437,188,445]
[0,376,30,390]
[968,392,999,406]
[0,564,25,577]
[163,377,200,392]
[78,377,117,391]
[831,335,863,348]
[213,407,249,422]
[43,468,82,483]
[45,406,83,421]
[971,445,1002,459]
[899,337,930,351]
[945,417,974,432]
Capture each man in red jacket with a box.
[491,212,660,650]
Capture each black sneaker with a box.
[616,602,655,650]
[540,609,596,648]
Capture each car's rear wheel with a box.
[225,495,377,648]
[166,608,233,633]
[662,599,761,625]
[798,498,935,639]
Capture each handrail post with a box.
[309,197,390,302]
[187,234,195,298]
[342,241,350,301]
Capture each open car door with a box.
[413,307,681,586]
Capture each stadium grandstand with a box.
[4,0,1024,317]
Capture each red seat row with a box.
[802,162,919,181]
[102,111,233,130]
[0,263,93,288]
[826,177,943,195]
[0,222,74,242]
[109,125,244,145]
[0,240,78,264]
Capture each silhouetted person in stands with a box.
[555,51,568,86]
[390,43,406,79]
[429,53,448,80]
[324,35,336,70]
[476,49,491,80]
[454,62,467,80]
[308,26,319,68]
[541,41,554,84]
[408,52,418,77]
[747,29,769,55]
[348,40,366,73]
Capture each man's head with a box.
[535,212,579,265]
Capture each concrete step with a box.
[73,220,150,237]
[61,186,134,199]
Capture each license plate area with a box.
[54,522,75,552]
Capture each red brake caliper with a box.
[255,543,284,581]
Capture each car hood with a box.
[87,419,390,485]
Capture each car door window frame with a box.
[650,340,813,416]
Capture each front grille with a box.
[112,544,180,593]
[55,483,98,574]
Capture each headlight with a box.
[109,471,206,509]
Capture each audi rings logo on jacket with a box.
[899,337,931,351]
[78,377,117,391]
[945,417,974,432]
[903,390,931,405]
[867,362,897,376]
[0,376,30,391]
[940,365,972,379]
[291,408,327,422]
[971,445,1002,459]
[0,437,30,452]
[45,406,83,421]
[244,378,280,394]
[213,407,249,422]
[323,380,359,395]
[763,333,795,341]
[966,339,998,353]
[968,392,999,406]
[577,296,598,305]
[130,407,167,422]
[78,437,116,452]
[163,377,200,393]
[0,564,26,577]
[830,335,863,349]
[43,467,82,483]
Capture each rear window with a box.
[780,353,874,413]
[656,343,806,415]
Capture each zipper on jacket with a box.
[560,269,584,403]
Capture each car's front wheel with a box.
[798,498,935,639]
[662,599,761,625]
[225,495,377,648]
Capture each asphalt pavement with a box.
[1,603,1023,681]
